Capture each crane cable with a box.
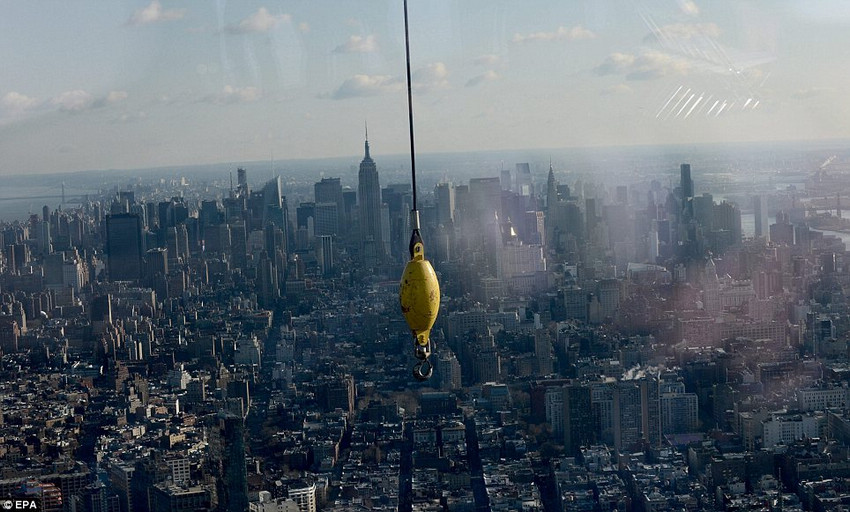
[403,0,417,213]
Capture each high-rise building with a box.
[145,248,168,284]
[317,235,334,276]
[106,213,143,281]
[534,329,553,376]
[218,414,248,512]
[500,169,512,191]
[754,195,769,241]
[469,177,502,224]
[640,373,662,447]
[680,163,694,214]
[287,482,317,512]
[661,391,699,434]
[613,381,642,452]
[314,203,338,236]
[237,167,249,196]
[315,177,345,229]
[261,176,283,227]
[256,252,279,308]
[357,134,384,263]
[714,200,742,245]
[516,163,532,196]
[563,384,596,455]
[434,350,462,391]
[435,182,455,226]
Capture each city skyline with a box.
[2,0,850,175]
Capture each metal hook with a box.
[413,359,433,381]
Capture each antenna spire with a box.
[364,121,371,160]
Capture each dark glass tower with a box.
[315,177,345,229]
[106,213,143,281]
[358,133,384,263]
[680,163,694,218]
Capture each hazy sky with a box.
[1,0,849,175]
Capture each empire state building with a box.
[358,133,384,264]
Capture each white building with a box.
[762,412,824,448]
[287,482,317,512]
[250,491,299,512]
[797,386,849,411]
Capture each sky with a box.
[1,0,850,175]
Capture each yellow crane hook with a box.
[399,212,440,380]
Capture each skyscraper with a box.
[358,133,384,263]
[435,182,455,226]
[516,163,532,196]
[754,195,769,241]
[563,384,596,456]
[680,163,694,218]
[217,413,248,512]
[317,235,334,276]
[106,213,143,281]
[315,177,345,229]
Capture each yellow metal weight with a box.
[399,245,440,344]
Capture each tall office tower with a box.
[640,373,662,447]
[342,188,357,223]
[91,295,113,333]
[500,169,512,191]
[317,235,334,276]
[145,248,168,282]
[256,252,279,308]
[754,195,769,241]
[217,413,248,512]
[35,220,52,256]
[613,381,642,452]
[0,317,20,354]
[200,200,221,227]
[563,384,596,456]
[158,200,175,229]
[469,177,502,224]
[106,213,143,281]
[522,211,545,246]
[661,389,699,434]
[175,224,189,261]
[648,225,660,262]
[434,350,462,391]
[546,163,558,209]
[533,329,553,376]
[516,163,532,196]
[296,202,316,231]
[230,221,248,269]
[693,193,714,230]
[381,204,392,257]
[205,224,231,254]
[145,248,169,299]
[237,167,249,196]
[545,387,565,436]
[680,163,694,217]
[435,182,455,226]
[262,176,283,226]
[165,227,179,264]
[314,203,339,236]
[265,223,286,259]
[119,191,135,206]
[714,200,742,244]
[358,134,384,263]
[315,177,345,228]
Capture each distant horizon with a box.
[3,136,848,182]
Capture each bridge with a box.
[0,183,93,204]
